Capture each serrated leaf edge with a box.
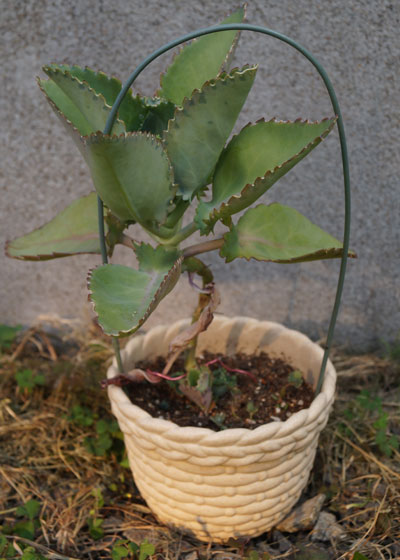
[162,64,258,141]
[220,3,248,72]
[46,63,126,96]
[221,242,356,264]
[43,66,116,111]
[38,70,126,134]
[158,4,247,99]
[199,116,338,231]
[87,256,183,336]
[45,64,149,127]
[5,192,102,261]
[219,202,357,263]
[82,130,178,212]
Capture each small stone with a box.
[276,494,326,532]
[311,511,347,542]
[273,530,292,553]
[255,541,275,556]
[183,553,197,560]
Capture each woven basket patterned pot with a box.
[107,315,336,542]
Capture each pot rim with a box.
[107,315,336,439]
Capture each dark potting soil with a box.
[125,352,315,431]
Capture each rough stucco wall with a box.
[1,0,399,349]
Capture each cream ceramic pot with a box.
[107,316,336,542]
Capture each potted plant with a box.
[6,7,354,542]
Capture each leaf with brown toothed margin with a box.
[163,65,257,200]
[38,68,126,137]
[220,203,357,263]
[5,193,106,261]
[195,117,338,234]
[88,245,182,337]
[159,5,246,105]
[44,64,147,132]
[82,132,177,232]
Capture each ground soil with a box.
[127,351,314,430]
[1,322,399,559]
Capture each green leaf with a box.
[38,68,125,137]
[16,499,41,520]
[24,500,41,521]
[0,535,16,558]
[139,540,155,560]
[6,193,104,261]
[164,66,257,200]
[87,517,104,540]
[112,545,130,560]
[20,547,47,560]
[85,433,113,456]
[15,370,45,392]
[141,97,176,135]
[88,245,182,336]
[83,133,176,232]
[0,324,22,350]
[221,204,353,263]
[159,6,246,105]
[352,552,370,560]
[46,64,146,131]
[12,520,36,540]
[196,117,337,233]
[67,404,94,427]
[288,370,303,388]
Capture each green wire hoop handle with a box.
[99,23,351,395]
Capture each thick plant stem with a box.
[183,238,224,258]
[97,197,124,374]
[166,221,198,246]
[112,337,124,373]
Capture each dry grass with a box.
[0,320,399,559]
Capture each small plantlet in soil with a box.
[125,351,314,431]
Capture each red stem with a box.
[205,358,257,382]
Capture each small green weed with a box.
[0,534,16,558]
[246,400,258,419]
[111,538,155,560]
[0,323,22,353]
[67,404,94,427]
[84,418,124,457]
[0,536,46,559]
[1,499,42,541]
[67,405,129,466]
[87,516,104,540]
[288,369,303,388]
[352,552,370,560]
[15,369,45,393]
[381,332,400,363]
[87,488,105,540]
[342,390,399,457]
[210,412,227,429]
[211,366,238,399]
[112,539,139,560]
[19,546,46,560]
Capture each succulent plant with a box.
[6,7,354,404]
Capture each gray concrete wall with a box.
[2,0,399,349]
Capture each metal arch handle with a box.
[98,23,351,395]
